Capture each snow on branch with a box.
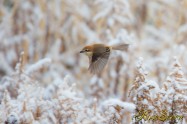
[102,98,135,113]
[162,57,187,118]
[25,58,52,75]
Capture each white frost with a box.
[25,58,52,75]
[102,98,136,112]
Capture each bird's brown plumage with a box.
[80,43,128,74]
[89,44,110,74]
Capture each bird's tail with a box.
[112,43,129,51]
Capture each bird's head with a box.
[80,45,93,57]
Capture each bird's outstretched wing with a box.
[88,51,110,74]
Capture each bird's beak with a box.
[80,50,84,53]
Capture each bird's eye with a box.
[85,49,89,52]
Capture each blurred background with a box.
[0,0,187,102]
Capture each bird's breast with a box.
[85,52,93,56]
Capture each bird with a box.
[80,43,129,74]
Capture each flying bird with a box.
[80,43,129,74]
